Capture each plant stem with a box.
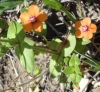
[0,39,15,43]
[0,38,59,55]
[31,45,59,55]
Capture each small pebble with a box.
[79,78,89,92]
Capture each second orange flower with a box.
[75,17,97,40]
[20,5,48,32]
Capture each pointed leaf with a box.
[0,0,24,14]
[24,37,34,46]
[43,0,62,10]
[33,65,42,75]
[69,74,76,82]
[82,38,91,45]
[69,53,80,66]
[75,38,83,52]
[0,46,8,56]
[62,33,76,57]
[74,65,81,74]
[48,38,62,51]
[64,57,69,65]
[59,74,67,83]
[49,55,61,77]
[75,74,82,83]
[64,66,74,74]
[7,21,25,42]
[15,42,34,72]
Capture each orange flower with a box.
[75,17,97,40]
[20,5,48,32]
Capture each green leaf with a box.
[0,45,8,56]
[55,65,62,72]
[23,0,29,8]
[62,33,76,57]
[34,51,44,57]
[7,21,25,42]
[74,65,81,74]
[33,65,42,75]
[24,37,34,46]
[69,53,80,66]
[49,55,61,77]
[75,74,82,83]
[59,74,67,83]
[75,38,90,52]
[0,0,24,14]
[43,0,62,10]
[64,57,69,65]
[64,66,74,74]
[43,0,76,22]
[82,38,91,45]
[69,74,82,84]
[20,8,28,12]
[48,38,62,51]
[69,74,76,82]
[43,5,51,9]
[15,42,34,72]
[75,38,83,52]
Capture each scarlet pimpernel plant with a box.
[0,0,100,91]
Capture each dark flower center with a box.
[82,26,89,32]
[29,16,36,23]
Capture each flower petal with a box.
[23,23,33,32]
[37,12,48,22]
[32,22,42,32]
[84,31,93,40]
[82,17,91,26]
[20,12,30,24]
[75,29,83,38]
[28,5,39,16]
[75,21,82,29]
[89,23,97,33]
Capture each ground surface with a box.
[0,0,100,92]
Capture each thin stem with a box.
[74,50,100,67]
[0,39,17,45]
[46,21,61,36]
[30,45,59,55]
[51,39,68,74]
[0,38,58,55]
